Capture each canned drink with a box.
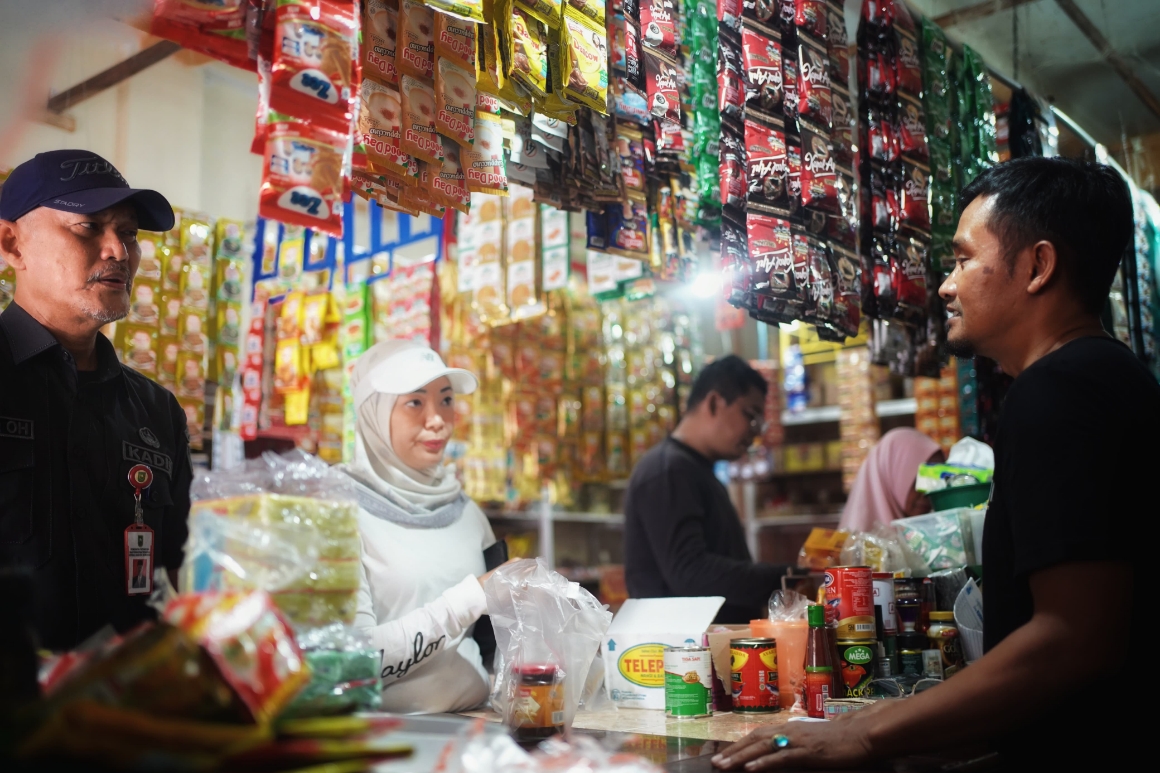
[729,638,780,713]
[664,646,713,719]
[872,572,897,636]
[835,639,876,698]
[824,566,875,639]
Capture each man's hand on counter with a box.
[711,723,873,771]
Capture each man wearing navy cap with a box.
[0,150,192,650]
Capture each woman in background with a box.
[345,339,510,713]
[838,428,944,532]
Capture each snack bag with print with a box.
[510,8,549,98]
[436,58,477,146]
[269,0,359,133]
[435,13,478,71]
[401,75,445,165]
[151,0,253,71]
[465,111,508,194]
[398,0,436,81]
[360,79,416,178]
[426,0,485,24]
[363,0,400,86]
[259,120,347,235]
[560,8,609,112]
[432,137,472,214]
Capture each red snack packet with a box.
[151,0,254,71]
[722,213,752,307]
[798,35,832,129]
[868,163,898,232]
[832,85,855,166]
[640,0,678,59]
[787,138,802,207]
[895,28,922,97]
[899,159,931,232]
[745,111,789,209]
[360,79,416,179]
[790,228,811,309]
[862,0,895,31]
[259,119,347,236]
[826,3,849,86]
[742,22,784,111]
[436,58,476,148]
[794,0,828,40]
[800,125,838,213]
[655,118,685,154]
[720,122,747,211]
[363,0,400,86]
[397,0,435,82]
[747,212,794,300]
[865,105,899,163]
[830,243,862,337]
[782,52,799,121]
[401,75,444,166]
[718,30,746,119]
[269,0,359,133]
[804,236,834,325]
[861,41,896,102]
[644,51,681,127]
[898,93,928,160]
[719,0,744,32]
[892,236,929,317]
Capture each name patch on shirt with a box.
[123,441,173,477]
[0,417,34,440]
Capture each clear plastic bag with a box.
[182,450,362,627]
[893,510,973,573]
[839,525,910,573]
[484,558,612,733]
[281,624,383,718]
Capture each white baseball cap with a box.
[351,339,478,410]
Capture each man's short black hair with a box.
[960,157,1133,314]
[686,355,768,411]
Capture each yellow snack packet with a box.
[515,0,563,29]
[464,111,508,195]
[559,8,608,113]
[423,0,485,24]
[510,8,549,98]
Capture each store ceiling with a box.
[904,0,1160,189]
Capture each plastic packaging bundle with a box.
[281,624,383,718]
[893,509,976,572]
[484,558,612,733]
[183,451,362,628]
[839,525,909,573]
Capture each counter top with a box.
[571,706,798,743]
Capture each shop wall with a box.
[0,18,262,223]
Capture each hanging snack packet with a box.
[794,0,827,40]
[868,163,898,233]
[359,79,415,177]
[363,0,400,86]
[862,0,894,31]
[826,2,849,86]
[465,111,509,194]
[747,212,794,302]
[436,58,477,146]
[398,0,436,81]
[861,40,896,102]
[718,29,745,120]
[865,104,899,163]
[899,159,931,233]
[782,51,799,122]
[644,51,681,127]
[640,0,678,60]
[560,8,609,112]
[607,198,650,259]
[401,163,448,218]
[790,227,811,307]
[745,111,789,211]
[435,13,478,71]
[898,93,928,160]
[830,243,861,337]
[511,9,550,98]
[616,125,647,193]
[433,138,472,213]
[151,0,252,71]
[565,0,605,26]
[719,0,743,32]
[803,236,834,325]
[425,0,485,24]
[832,85,854,166]
[787,137,802,208]
[401,75,445,165]
[270,0,359,133]
[797,35,832,129]
[259,120,347,236]
[800,124,838,212]
[517,0,563,28]
[719,121,747,212]
[892,237,928,321]
[742,21,784,111]
[895,25,923,98]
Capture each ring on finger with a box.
[767,734,790,752]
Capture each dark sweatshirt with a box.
[623,436,788,623]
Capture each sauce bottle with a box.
[804,603,834,719]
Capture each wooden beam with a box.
[934,0,1039,28]
[46,40,181,115]
[1054,0,1160,123]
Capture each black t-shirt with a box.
[623,436,788,623]
[984,337,1159,766]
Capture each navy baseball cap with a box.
[0,149,175,231]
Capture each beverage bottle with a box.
[804,603,834,719]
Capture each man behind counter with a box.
[0,150,190,650]
[623,355,790,623]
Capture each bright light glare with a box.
[690,271,722,298]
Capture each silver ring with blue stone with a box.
[769,734,790,751]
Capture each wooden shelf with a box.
[780,397,917,426]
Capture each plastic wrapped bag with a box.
[768,589,810,622]
[484,559,612,735]
[281,624,382,718]
[183,451,361,628]
[839,525,909,573]
[893,510,974,573]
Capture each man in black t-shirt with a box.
[713,158,1157,770]
[624,355,790,623]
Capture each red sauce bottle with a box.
[804,603,834,719]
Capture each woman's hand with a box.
[478,558,522,587]
[711,721,874,771]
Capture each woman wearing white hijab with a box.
[345,339,505,713]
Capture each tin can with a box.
[664,646,713,719]
[871,572,897,636]
[729,638,780,713]
[824,566,875,639]
[835,639,876,698]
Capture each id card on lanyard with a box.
[125,464,155,596]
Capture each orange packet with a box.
[435,13,477,72]
[363,0,400,86]
[398,0,435,81]
[269,0,359,133]
[359,78,414,177]
[259,120,347,236]
[400,75,445,165]
[432,138,471,214]
[401,163,448,218]
[435,57,476,147]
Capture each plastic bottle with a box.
[804,603,834,718]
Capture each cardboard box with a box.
[603,597,725,710]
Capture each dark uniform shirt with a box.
[0,302,191,650]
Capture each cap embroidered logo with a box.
[59,156,126,183]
